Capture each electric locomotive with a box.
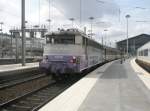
[39,28,120,79]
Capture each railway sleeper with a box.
[17,101,41,108]
[11,104,31,110]
[31,95,48,98]
[26,97,44,101]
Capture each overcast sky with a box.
[0,0,150,46]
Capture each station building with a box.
[117,34,150,55]
[0,33,45,58]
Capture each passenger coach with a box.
[137,41,150,65]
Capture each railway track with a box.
[136,59,150,73]
[0,61,109,111]
[0,74,52,107]
[0,74,46,89]
[0,68,41,88]
[0,77,79,111]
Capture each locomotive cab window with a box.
[46,34,75,44]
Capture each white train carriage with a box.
[137,41,150,64]
[104,47,120,61]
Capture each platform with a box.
[0,62,39,76]
[39,59,150,111]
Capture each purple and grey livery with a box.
[39,28,120,78]
[40,55,81,74]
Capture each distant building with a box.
[0,33,46,58]
[117,34,150,55]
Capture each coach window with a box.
[83,37,89,46]
[75,35,82,45]
[82,37,86,45]
[139,51,141,56]
[142,50,144,56]
[144,49,148,56]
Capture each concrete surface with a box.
[0,62,39,76]
[39,61,114,111]
[78,59,150,111]
[39,59,150,111]
[0,63,38,72]
[131,58,150,90]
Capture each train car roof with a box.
[138,41,150,51]
[46,28,119,52]
[46,28,100,44]
[46,28,86,37]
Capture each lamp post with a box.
[69,18,75,28]
[47,0,52,32]
[101,34,104,47]
[79,0,83,28]
[21,0,26,66]
[47,19,51,32]
[89,17,94,38]
[38,0,41,26]
[0,22,4,45]
[0,22,4,58]
[0,22,4,32]
[103,29,108,61]
[104,29,108,46]
[125,14,130,57]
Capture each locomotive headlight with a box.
[73,56,77,63]
[70,56,76,63]
[70,56,80,64]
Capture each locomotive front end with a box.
[39,29,84,79]
[39,55,80,75]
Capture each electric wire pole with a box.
[21,0,26,66]
[125,14,130,57]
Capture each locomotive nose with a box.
[39,55,80,75]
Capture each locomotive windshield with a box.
[46,34,75,44]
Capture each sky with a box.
[0,0,150,47]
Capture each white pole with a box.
[49,0,51,32]
[79,0,82,28]
[125,14,130,57]
[21,0,26,66]
[89,17,94,38]
[127,17,129,56]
